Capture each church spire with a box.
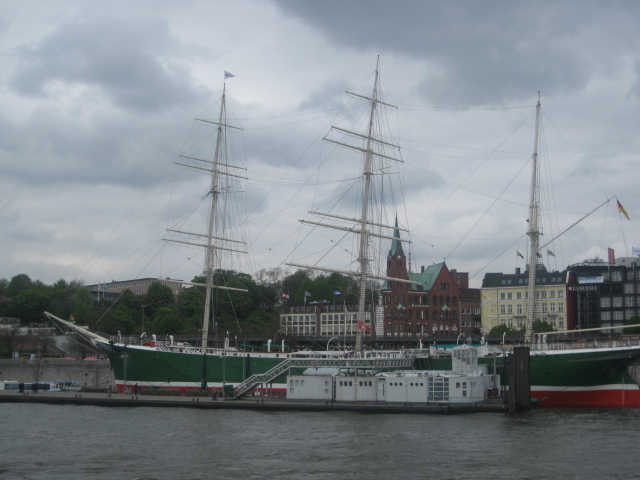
[389,214,403,256]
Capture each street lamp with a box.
[327,337,338,353]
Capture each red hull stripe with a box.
[532,387,640,407]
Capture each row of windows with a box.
[383,295,459,307]
[500,318,566,329]
[500,276,564,285]
[499,290,564,300]
[386,310,458,321]
[601,311,637,321]
[499,303,565,314]
[601,296,640,307]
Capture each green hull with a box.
[97,341,302,392]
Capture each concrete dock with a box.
[0,390,506,414]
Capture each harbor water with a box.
[1,403,639,479]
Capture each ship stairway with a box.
[233,357,414,399]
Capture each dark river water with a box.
[1,404,639,479]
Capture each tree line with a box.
[0,269,378,341]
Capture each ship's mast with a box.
[164,82,248,353]
[288,57,416,356]
[200,85,227,350]
[525,93,542,344]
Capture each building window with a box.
[625,283,635,294]
[507,292,512,300]
[601,311,611,321]
[613,297,623,308]
[517,304,522,315]
[601,297,611,308]
[516,292,522,299]
[500,305,505,314]
[625,297,635,307]
[507,305,512,314]
[613,311,624,321]
[500,293,505,300]
[612,271,623,282]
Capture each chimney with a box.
[515,267,521,274]
[421,266,425,273]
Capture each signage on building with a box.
[568,285,598,292]
[577,276,604,284]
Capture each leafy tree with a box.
[488,324,521,338]
[532,319,555,333]
[10,290,50,323]
[114,305,135,335]
[7,274,32,296]
[155,305,182,335]
[145,282,175,316]
[625,315,640,335]
[282,269,313,300]
[180,287,205,331]
[216,276,258,322]
[72,288,94,326]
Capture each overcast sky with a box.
[2,0,639,289]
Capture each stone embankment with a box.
[0,359,114,390]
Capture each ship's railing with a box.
[233,357,415,399]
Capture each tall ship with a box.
[46,73,640,407]
[46,63,414,396]
[421,95,640,407]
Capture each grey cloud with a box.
[9,16,206,113]
[273,0,640,105]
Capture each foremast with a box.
[288,57,416,355]
[525,93,542,344]
[164,82,248,352]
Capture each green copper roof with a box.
[383,262,445,291]
[389,215,403,256]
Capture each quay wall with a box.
[0,359,114,389]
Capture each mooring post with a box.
[507,346,531,414]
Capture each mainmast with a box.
[164,82,248,353]
[200,85,227,350]
[525,93,542,344]
[288,57,416,356]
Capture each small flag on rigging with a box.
[516,251,524,259]
[617,199,630,220]
[633,246,640,257]
[282,293,289,299]
[547,249,555,257]
[224,70,236,79]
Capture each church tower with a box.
[387,216,408,281]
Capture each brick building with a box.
[380,222,479,339]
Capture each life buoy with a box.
[112,387,117,393]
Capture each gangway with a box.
[233,356,415,399]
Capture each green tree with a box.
[155,305,182,335]
[180,287,205,333]
[625,315,640,335]
[114,305,135,335]
[72,288,94,326]
[488,324,521,338]
[532,319,555,333]
[145,282,175,316]
[7,274,32,296]
[9,290,50,323]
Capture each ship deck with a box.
[0,389,504,414]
